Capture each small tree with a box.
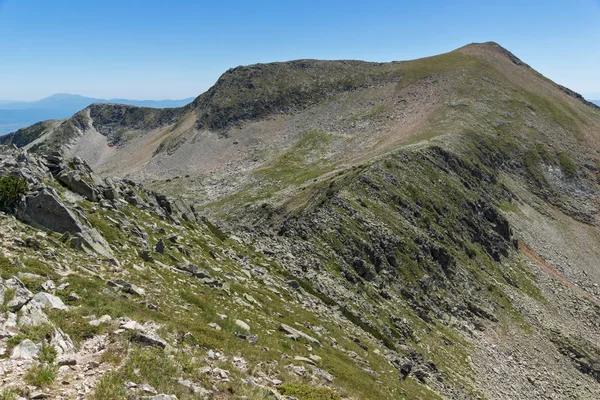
[0,176,28,212]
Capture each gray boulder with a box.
[31,292,69,311]
[16,186,113,257]
[57,170,97,202]
[17,187,83,233]
[0,277,33,312]
[279,324,321,346]
[10,339,41,360]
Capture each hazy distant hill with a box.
[593,100,600,106]
[0,93,194,134]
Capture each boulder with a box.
[89,315,112,326]
[16,186,113,257]
[57,170,97,201]
[235,320,251,331]
[110,279,145,296]
[51,327,76,355]
[155,238,165,254]
[17,187,84,233]
[31,292,69,311]
[279,324,321,346]
[1,277,33,312]
[10,339,41,360]
[18,301,50,327]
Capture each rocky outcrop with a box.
[17,186,84,234]
[16,186,113,257]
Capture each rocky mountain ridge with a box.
[0,42,600,399]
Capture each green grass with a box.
[557,152,577,176]
[92,371,127,400]
[24,364,57,387]
[279,383,340,400]
[0,389,19,400]
[39,342,57,364]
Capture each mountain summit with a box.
[1,42,600,399]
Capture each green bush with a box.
[0,176,27,212]
[38,343,57,364]
[24,364,56,387]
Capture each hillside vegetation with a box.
[1,42,600,399]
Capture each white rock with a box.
[31,292,68,311]
[89,315,112,326]
[235,319,250,331]
[10,339,41,360]
[208,322,221,331]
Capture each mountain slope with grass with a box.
[1,42,600,399]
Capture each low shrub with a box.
[0,176,27,212]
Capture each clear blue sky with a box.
[1,0,599,101]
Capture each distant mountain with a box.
[0,94,194,134]
[593,100,600,106]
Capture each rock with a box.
[399,362,413,379]
[235,333,259,345]
[17,187,83,233]
[31,292,69,311]
[89,315,112,326]
[16,187,113,257]
[243,293,261,307]
[167,235,179,243]
[57,170,97,201]
[198,366,212,375]
[10,339,41,359]
[57,357,77,366]
[1,277,33,312]
[111,279,145,296]
[121,321,167,349]
[309,354,322,362]
[287,280,300,289]
[150,395,178,400]
[140,250,154,262]
[103,187,119,201]
[68,292,81,301]
[293,356,316,365]
[208,322,221,331]
[279,324,321,346]
[155,239,165,254]
[18,301,50,327]
[51,327,76,355]
[140,383,158,394]
[235,319,251,331]
[30,392,52,399]
[41,280,56,292]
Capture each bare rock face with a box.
[57,170,97,201]
[17,186,83,234]
[0,277,33,312]
[31,292,69,311]
[16,186,113,257]
[10,339,41,360]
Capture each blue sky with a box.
[0,0,599,100]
